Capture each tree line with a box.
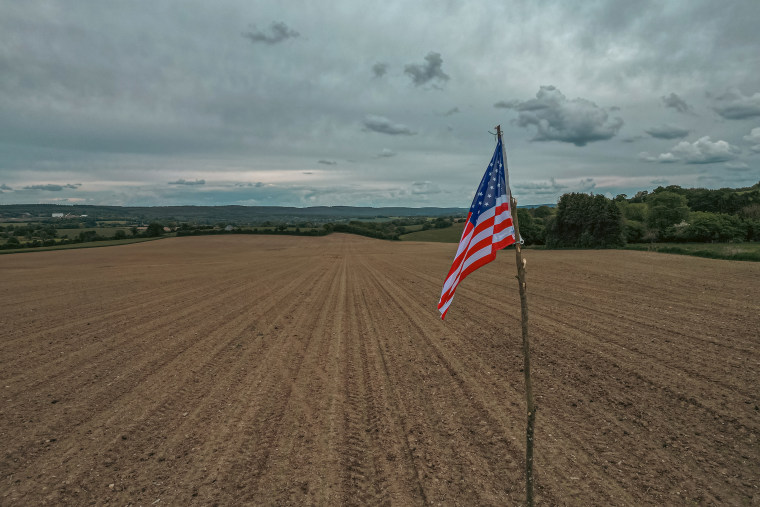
[515,181,760,248]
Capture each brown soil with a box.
[1,234,758,505]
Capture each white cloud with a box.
[643,136,741,164]
[744,127,760,153]
[639,152,679,163]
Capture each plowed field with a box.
[1,234,758,505]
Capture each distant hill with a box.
[0,204,468,224]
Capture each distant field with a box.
[56,227,132,239]
[402,225,760,262]
[400,222,464,242]
[0,237,161,254]
[625,242,760,261]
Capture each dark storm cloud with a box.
[318,160,337,165]
[168,178,205,185]
[644,124,690,139]
[443,107,460,116]
[362,115,416,135]
[499,86,623,146]
[712,89,760,119]
[661,93,692,113]
[0,184,12,190]
[372,62,388,78]
[23,183,80,191]
[404,52,449,87]
[242,22,299,45]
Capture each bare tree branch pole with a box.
[497,125,536,506]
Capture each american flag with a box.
[438,137,516,319]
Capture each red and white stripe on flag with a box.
[438,138,515,319]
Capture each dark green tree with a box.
[515,209,545,245]
[546,193,624,248]
[145,222,164,237]
[646,191,690,236]
[672,212,747,242]
[532,205,554,219]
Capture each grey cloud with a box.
[362,115,416,135]
[242,22,299,45]
[411,181,441,195]
[377,148,396,158]
[638,151,680,163]
[169,178,205,185]
[744,127,760,152]
[318,160,337,165]
[494,100,518,109]
[644,124,690,139]
[23,183,80,191]
[576,178,597,193]
[662,93,692,113]
[501,86,623,146]
[642,136,741,164]
[713,89,760,119]
[725,161,750,171]
[302,171,313,174]
[404,52,449,87]
[372,62,388,78]
[514,177,568,195]
[0,184,12,190]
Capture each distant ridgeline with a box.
[0,204,467,223]
[2,180,758,251]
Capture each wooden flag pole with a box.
[496,125,536,506]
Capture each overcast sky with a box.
[1,0,759,207]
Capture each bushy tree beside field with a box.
[646,191,690,237]
[145,222,165,237]
[515,209,546,245]
[546,193,624,248]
